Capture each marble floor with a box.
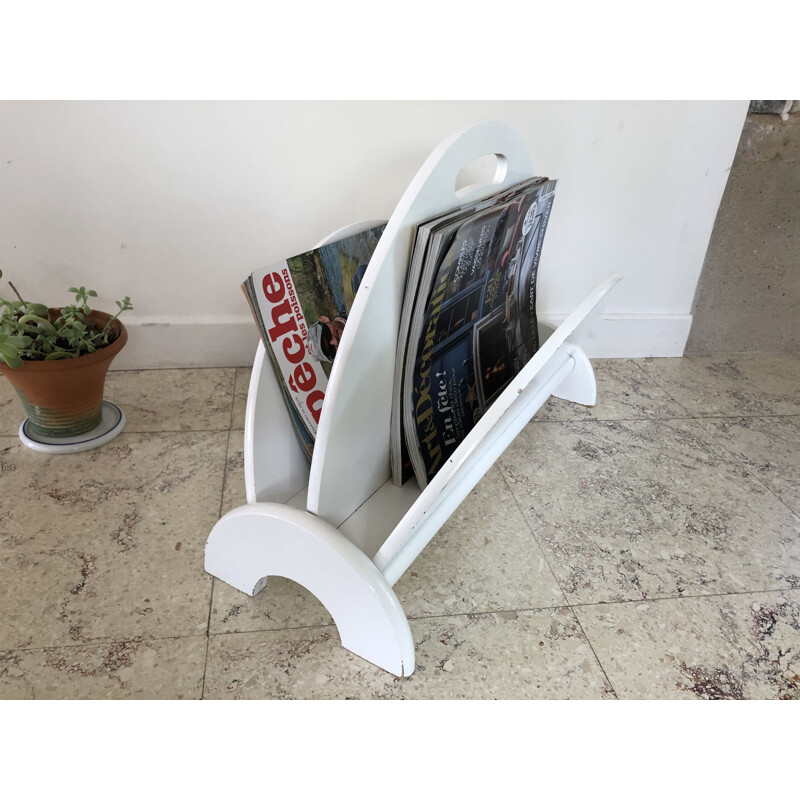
[1,353,799,700]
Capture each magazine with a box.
[242,223,385,460]
[401,178,557,490]
[389,177,549,485]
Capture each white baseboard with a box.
[111,312,692,370]
[111,317,261,370]
[540,313,693,358]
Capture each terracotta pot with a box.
[0,309,127,439]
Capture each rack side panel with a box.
[307,121,536,530]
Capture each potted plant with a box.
[0,269,133,443]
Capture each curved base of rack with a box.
[205,503,416,677]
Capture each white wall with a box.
[0,100,748,367]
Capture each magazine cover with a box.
[389,177,548,486]
[242,224,385,458]
[402,179,556,489]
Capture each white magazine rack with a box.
[205,121,621,676]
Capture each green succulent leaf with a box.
[1,272,131,362]
[0,333,32,368]
[0,346,23,368]
[18,314,58,338]
[26,302,49,318]
[0,333,32,347]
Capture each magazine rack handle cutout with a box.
[205,121,622,677]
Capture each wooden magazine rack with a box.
[205,121,621,676]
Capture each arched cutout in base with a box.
[205,503,415,677]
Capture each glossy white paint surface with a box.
[308,120,536,528]
[207,123,620,675]
[205,503,415,677]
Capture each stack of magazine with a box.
[393,177,557,489]
[241,223,386,460]
[241,176,556,490]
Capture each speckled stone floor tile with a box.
[637,354,800,417]
[401,608,617,699]
[204,627,405,699]
[0,431,227,649]
[497,418,800,604]
[536,358,690,421]
[210,576,335,638]
[393,466,567,617]
[220,430,247,515]
[576,590,800,699]
[4,354,799,699]
[0,376,22,436]
[1,367,237,436]
[103,368,237,431]
[203,607,616,700]
[231,367,253,430]
[0,635,207,699]
[698,416,800,516]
